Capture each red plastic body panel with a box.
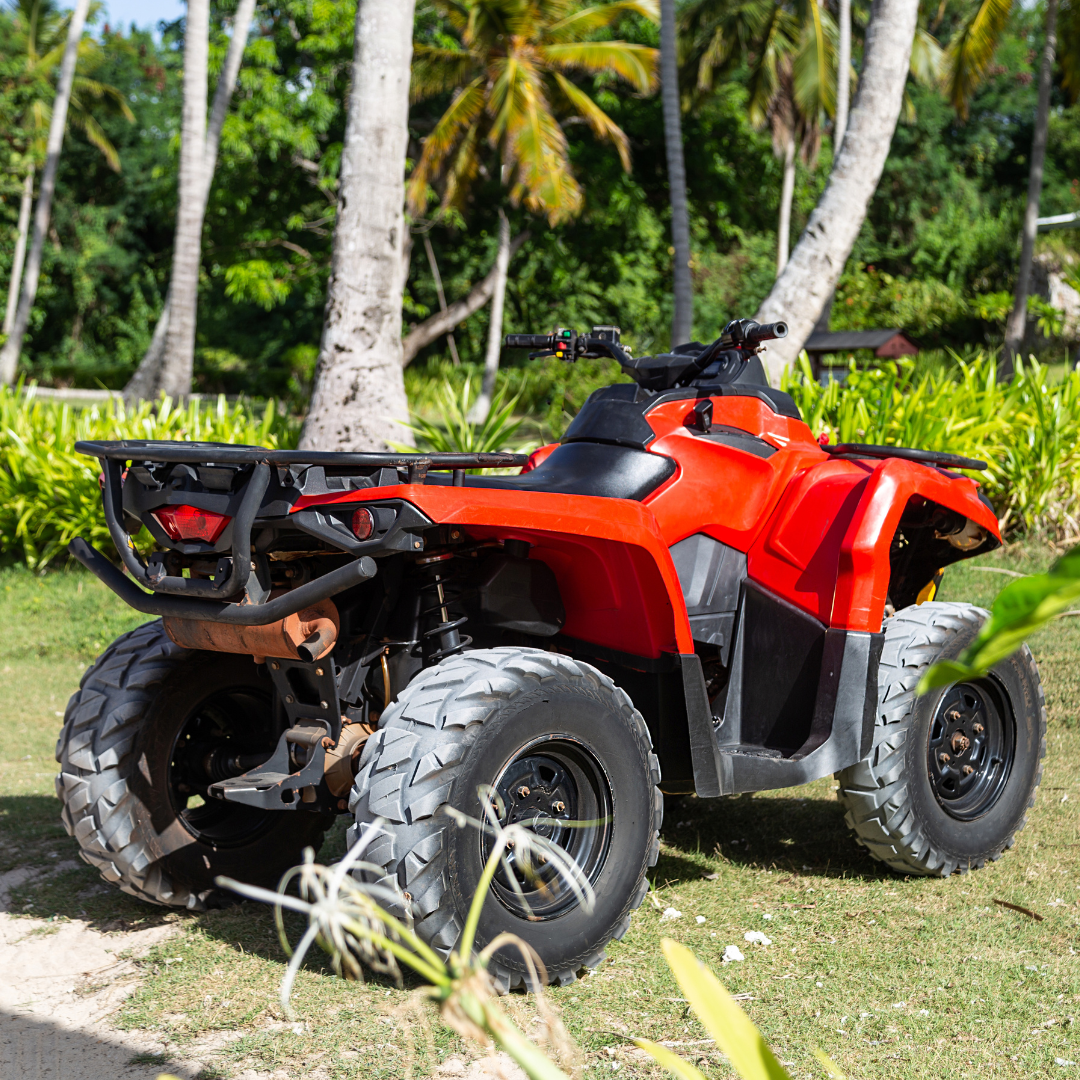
[292,484,693,659]
[291,391,1001,648]
[749,456,1000,631]
[643,396,826,549]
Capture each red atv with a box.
[62,319,1044,988]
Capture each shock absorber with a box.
[416,552,472,664]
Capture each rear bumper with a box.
[68,537,377,624]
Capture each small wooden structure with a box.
[803,328,918,380]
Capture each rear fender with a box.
[294,483,695,658]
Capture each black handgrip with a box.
[746,321,788,343]
[505,334,555,349]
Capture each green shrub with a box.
[0,386,299,569]
[783,352,1080,537]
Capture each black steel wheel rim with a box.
[167,686,280,847]
[927,679,1015,820]
[482,736,613,920]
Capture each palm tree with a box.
[407,0,658,420]
[681,0,836,273]
[752,0,922,380]
[298,0,417,452]
[944,0,1079,375]
[124,0,258,401]
[1,0,133,364]
[0,0,105,384]
[660,0,692,345]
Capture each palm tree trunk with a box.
[125,0,257,401]
[155,0,210,400]
[660,0,693,346]
[776,132,796,274]
[3,167,33,336]
[1002,0,1058,377]
[836,0,852,153]
[423,235,461,366]
[299,0,416,451]
[754,0,920,382]
[469,210,512,425]
[0,0,90,385]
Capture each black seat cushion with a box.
[459,441,677,501]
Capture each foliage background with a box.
[2,0,1079,400]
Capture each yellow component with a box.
[917,568,945,605]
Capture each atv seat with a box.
[437,441,677,501]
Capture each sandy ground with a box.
[0,867,528,1080]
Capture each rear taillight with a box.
[154,504,232,543]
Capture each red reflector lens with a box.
[154,504,232,543]
[351,508,374,541]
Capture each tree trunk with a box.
[124,0,257,400]
[423,235,460,366]
[299,0,417,451]
[1002,0,1058,377]
[776,131,796,274]
[468,210,512,425]
[0,0,90,385]
[3,168,33,337]
[754,0,920,383]
[154,0,210,400]
[660,0,693,346]
[402,231,528,366]
[836,0,852,153]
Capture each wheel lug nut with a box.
[939,752,951,764]
[552,801,565,813]
[948,710,961,721]
[973,723,984,734]
[517,786,530,798]
[962,765,975,776]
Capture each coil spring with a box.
[417,553,472,664]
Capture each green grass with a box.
[2,546,1079,1078]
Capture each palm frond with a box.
[71,76,136,121]
[746,5,799,127]
[495,59,583,222]
[1058,0,1080,101]
[943,0,1013,118]
[909,25,944,87]
[410,45,482,102]
[551,71,631,169]
[407,79,487,214]
[792,0,836,120]
[68,112,120,171]
[546,0,658,42]
[540,41,658,92]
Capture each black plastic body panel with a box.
[678,581,883,797]
[669,533,746,661]
[562,383,802,454]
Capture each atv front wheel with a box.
[348,647,662,991]
[56,621,333,909]
[837,602,1046,877]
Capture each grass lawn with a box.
[1,543,1078,1079]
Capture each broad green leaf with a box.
[633,1038,711,1080]
[661,938,793,1080]
[919,544,1080,693]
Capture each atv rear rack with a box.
[68,440,529,626]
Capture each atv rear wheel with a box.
[836,602,1046,877]
[348,647,662,991]
[56,621,333,909]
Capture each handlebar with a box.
[743,321,788,343]
[504,334,561,350]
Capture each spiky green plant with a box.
[400,375,531,456]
